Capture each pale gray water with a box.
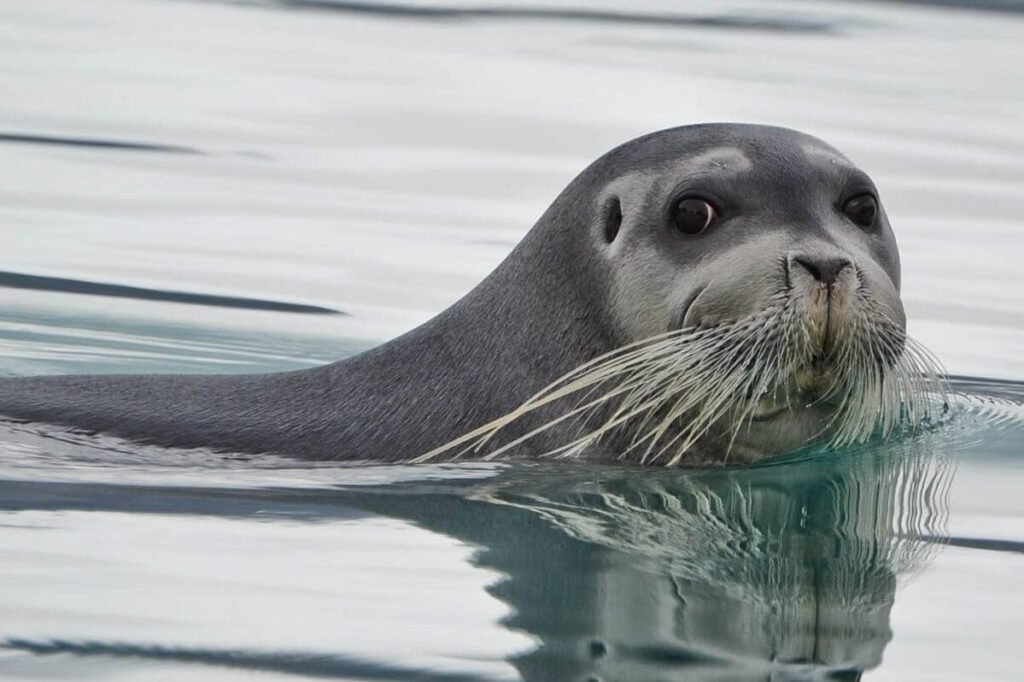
[0,0,1022,680]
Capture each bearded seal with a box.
[0,124,943,465]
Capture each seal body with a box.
[0,124,924,465]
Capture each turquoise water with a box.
[1,0,1023,680]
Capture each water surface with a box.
[1,0,1022,680]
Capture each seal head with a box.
[420,124,940,465]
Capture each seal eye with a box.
[842,194,878,229]
[672,197,717,235]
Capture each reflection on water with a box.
[342,446,953,680]
[0,436,953,681]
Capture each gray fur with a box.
[0,124,907,462]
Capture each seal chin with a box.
[794,362,837,396]
[728,398,837,464]
[748,364,835,417]
[728,367,841,460]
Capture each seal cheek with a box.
[678,285,708,330]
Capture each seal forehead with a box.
[682,146,754,176]
[800,141,857,170]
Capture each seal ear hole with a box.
[603,198,622,244]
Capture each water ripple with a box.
[0,639,498,681]
[0,271,344,315]
[0,132,202,155]
[948,375,1024,432]
[258,0,842,33]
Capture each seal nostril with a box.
[792,255,851,286]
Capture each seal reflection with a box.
[344,445,952,681]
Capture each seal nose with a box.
[790,255,851,286]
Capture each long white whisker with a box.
[414,294,946,465]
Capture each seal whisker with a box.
[417,286,946,466]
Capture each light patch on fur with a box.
[598,170,660,254]
[684,146,754,175]
[598,169,678,338]
[801,142,855,170]
[599,149,762,340]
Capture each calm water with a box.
[1,0,1022,680]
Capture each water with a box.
[1,0,1022,679]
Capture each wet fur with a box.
[0,124,944,464]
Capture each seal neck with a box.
[324,194,616,460]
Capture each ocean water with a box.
[0,0,1022,680]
